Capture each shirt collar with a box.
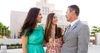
[70,19,79,27]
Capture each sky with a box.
[0,0,100,30]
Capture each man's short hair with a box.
[68,5,80,16]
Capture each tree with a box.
[0,22,11,38]
[91,26,100,36]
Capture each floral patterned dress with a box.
[46,32,62,53]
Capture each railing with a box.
[0,39,21,45]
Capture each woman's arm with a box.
[21,35,28,53]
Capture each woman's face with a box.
[52,15,58,25]
[37,11,42,23]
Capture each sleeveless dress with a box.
[24,25,44,53]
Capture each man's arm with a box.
[78,25,90,53]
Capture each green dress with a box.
[24,25,44,53]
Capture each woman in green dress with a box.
[20,7,44,53]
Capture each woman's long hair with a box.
[19,7,40,37]
[44,13,62,42]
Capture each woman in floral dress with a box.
[44,13,63,53]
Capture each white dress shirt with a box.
[70,19,79,27]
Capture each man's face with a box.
[66,8,74,22]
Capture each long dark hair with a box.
[20,7,40,37]
[44,13,62,42]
